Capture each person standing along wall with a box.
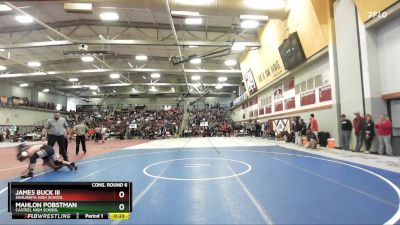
[363,114,375,154]
[353,112,365,152]
[375,115,393,156]
[294,117,302,145]
[340,114,353,150]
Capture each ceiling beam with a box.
[0,40,260,49]
[0,68,242,78]
[57,83,239,89]
[0,19,256,35]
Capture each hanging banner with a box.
[275,101,283,112]
[319,85,332,102]
[273,84,283,100]
[301,91,316,106]
[265,105,272,114]
[285,97,296,110]
[283,77,295,92]
[233,92,248,106]
[244,69,258,95]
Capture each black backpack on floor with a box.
[318,132,330,147]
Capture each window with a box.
[301,81,307,93]
[307,78,314,91]
[295,84,300,95]
[314,74,322,87]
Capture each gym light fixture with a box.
[92,92,97,95]
[188,45,198,48]
[15,15,34,24]
[69,78,79,82]
[81,56,94,62]
[171,11,200,16]
[109,73,120,79]
[245,0,286,10]
[151,73,161,79]
[171,87,175,92]
[185,17,203,25]
[241,20,260,29]
[173,0,214,6]
[135,55,148,61]
[149,86,157,92]
[132,88,138,93]
[190,58,201,64]
[64,3,93,13]
[0,49,5,51]
[218,77,228,82]
[191,75,201,81]
[231,43,246,51]
[224,59,237,66]
[0,65,6,71]
[89,85,98,90]
[0,4,12,11]
[100,12,119,21]
[19,83,29,87]
[27,61,41,67]
[240,15,269,21]
[42,89,49,93]
[215,84,223,90]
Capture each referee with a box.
[42,111,70,161]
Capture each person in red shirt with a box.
[375,114,393,156]
[309,114,318,133]
[353,112,366,152]
[309,114,319,143]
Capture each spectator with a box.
[363,114,375,154]
[375,114,393,156]
[95,125,102,143]
[353,112,365,152]
[294,117,302,145]
[340,114,353,150]
[309,114,318,135]
[305,129,317,149]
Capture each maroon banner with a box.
[274,101,283,112]
[300,91,316,106]
[283,77,295,92]
[285,97,296,110]
[273,84,283,100]
[244,69,258,95]
[319,85,332,102]
[265,105,272,114]
[259,108,265,116]
[254,109,258,118]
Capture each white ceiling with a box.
[0,0,286,96]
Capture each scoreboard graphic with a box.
[8,182,132,220]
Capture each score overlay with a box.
[8,182,132,220]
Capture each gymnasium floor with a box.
[0,137,400,225]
